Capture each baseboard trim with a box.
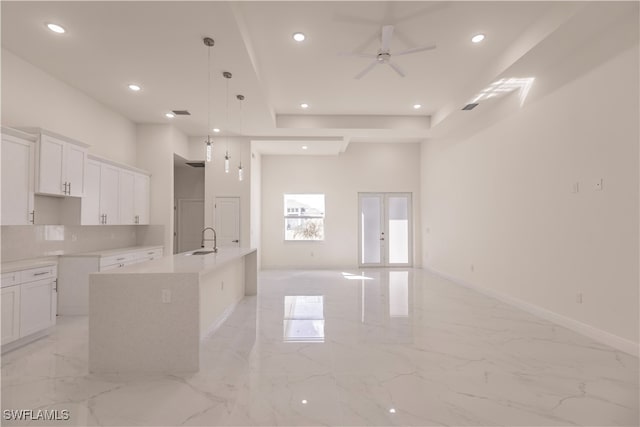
[424,267,639,357]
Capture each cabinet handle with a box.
[68,182,71,195]
[116,257,126,261]
[30,210,35,224]
[232,240,239,243]
[53,279,58,292]
[34,271,48,276]
[148,252,154,255]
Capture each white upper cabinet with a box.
[30,130,88,197]
[99,163,120,225]
[81,160,102,225]
[134,173,150,224]
[119,169,135,225]
[1,130,35,225]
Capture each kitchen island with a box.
[88,247,257,374]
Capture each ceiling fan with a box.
[342,25,436,79]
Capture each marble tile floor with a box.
[1,269,638,426]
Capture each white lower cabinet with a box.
[1,264,57,351]
[20,278,56,337]
[1,285,21,345]
[58,246,163,315]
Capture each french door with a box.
[358,193,412,267]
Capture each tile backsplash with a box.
[0,225,164,262]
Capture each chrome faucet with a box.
[201,227,218,252]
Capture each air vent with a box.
[185,161,205,168]
[462,103,479,111]
[171,110,191,116]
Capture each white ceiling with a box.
[1,1,636,146]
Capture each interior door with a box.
[358,193,412,267]
[215,197,240,247]
[177,199,204,253]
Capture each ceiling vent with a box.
[185,161,205,168]
[171,110,191,116]
[462,103,479,111]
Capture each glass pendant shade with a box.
[225,152,230,173]
[206,141,212,163]
[238,164,244,181]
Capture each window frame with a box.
[283,193,326,242]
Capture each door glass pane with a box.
[388,196,409,264]
[361,196,381,264]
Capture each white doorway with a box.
[177,199,205,253]
[358,193,412,267]
[215,197,240,247]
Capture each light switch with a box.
[162,289,171,303]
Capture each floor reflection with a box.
[283,295,325,343]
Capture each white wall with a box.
[250,146,262,270]
[421,46,639,346]
[1,48,137,165]
[261,142,421,269]
[136,125,189,253]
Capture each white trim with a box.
[425,266,639,357]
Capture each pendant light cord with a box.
[207,45,211,140]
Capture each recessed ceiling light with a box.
[293,32,306,42]
[165,112,175,118]
[128,84,141,92]
[413,104,422,109]
[389,408,396,414]
[46,23,66,34]
[471,34,485,43]
[213,128,221,133]
[302,146,308,150]
[300,103,309,109]
[301,399,308,404]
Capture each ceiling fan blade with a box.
[338,52,377,58]
[395,44,437,56]
[354,60,379,79]
[381,25,394,52]
[387,61,406,77]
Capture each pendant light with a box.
[223,71,232,173]
[203,37,215,162]
[237,94,245,181]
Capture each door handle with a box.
[232,240,239,243]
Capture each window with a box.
[284,194,325,240]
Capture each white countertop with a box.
[94,247,256,276]
[62,245,164,258]
[1,257,58,273]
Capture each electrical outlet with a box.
[570,182,579,193]
[162,289,171,303]
[576,293,583,304]
[594,178,603,191]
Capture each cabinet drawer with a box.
[136,248,163,260]
[100,252,138,269]
[1,272,21,288]
[21,266,57,283]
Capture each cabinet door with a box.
[1,135,34,225]
[64,143,86,197]
[1,285,21,344]
[99,164,120,225]
[19,278,54,337]
[37,135,65,196]
[119,169,135,225]
[81,160,101,225]
[134,173,150,224]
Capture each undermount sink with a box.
[191,250,216,255]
